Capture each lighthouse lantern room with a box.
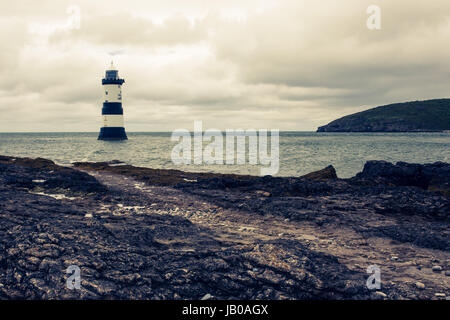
[98,62,128,140]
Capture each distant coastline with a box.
[317,98,450,132]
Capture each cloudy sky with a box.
[1,0,450,132]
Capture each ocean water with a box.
[0,132,448,178]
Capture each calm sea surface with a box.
[0,132,448,178]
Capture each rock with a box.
[445,271,450,276]
[26,256,41,265]
[373,291,387,299]
[391,256,399,261]
[255,191,271,197]
[0,155,107,193]
[1,155,449,300]
[201,293,213,300]
[415,282,425,290]
[432,266,443,272]
[106,160,126,165]
[29,278,46,290]
[302,165,337,180]
[435,293,446,298]
[352,160,450,195]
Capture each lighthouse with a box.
[98,62,128,140]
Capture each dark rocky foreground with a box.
[0,155,449,300]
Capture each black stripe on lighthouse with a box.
[98,63,128,140]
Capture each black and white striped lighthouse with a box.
[98,62,128,140]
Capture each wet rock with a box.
[0,156,107,194]
[1,156,448,300]
[415,282,425,290]
[352,160,450,196]
[432,266,443,272]
[0,183,372,300]
[302,165,338,180]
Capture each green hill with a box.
[317,99,450,132]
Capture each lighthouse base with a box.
[98,127,128,140]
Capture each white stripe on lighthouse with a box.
[102,115,124,127]
[103,84,122,103]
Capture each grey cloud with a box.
[50,12,206,47]
[1,0,450,132]
[211,0,450,106]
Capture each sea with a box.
[0,132,448,178]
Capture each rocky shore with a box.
[0,155,448,300]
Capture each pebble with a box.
[201,293,213,300]
[85,213,93,218]
[391,256,399,261]
[434,293,446,298]
[432,265,443,272]
[415,282,425,290]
